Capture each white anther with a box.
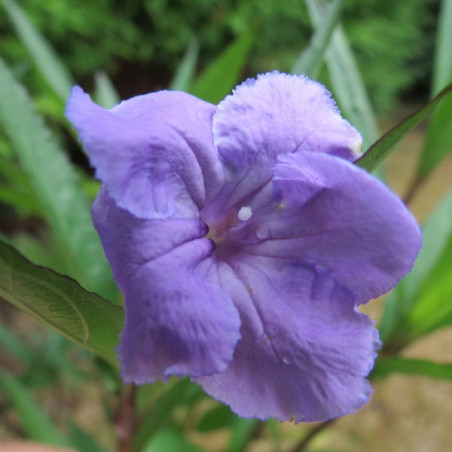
[237,206,252,221]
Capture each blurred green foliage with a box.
[0,0,436,110]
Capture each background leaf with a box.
[94,71,120,109]
[305,0,379,149]
[0,57,116,300]
[357,83,452,172]
[0,370,73,447]
[170,38,200,92]
[372,357,452,382]
[0,240,123,365]
[2,0,74,102]
[190,31,254,104]
[292,0,342,78]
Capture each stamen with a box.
[237,206,252,221]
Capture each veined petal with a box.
[198,259,379,422]
[237,152,422,303]
[66,87,224,220]
[93,190,240,382]
[205,72,361,219]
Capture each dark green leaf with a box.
[170,38,200,92]
[0,240,123,365]
[0,324,33,364]
[190,31,254,104]
[197,404,237,432]
[143,429,203,452]
[68,421,106,452]
[292,0,342,78]
[0,370,73,447]
[357,83,452,172]
[0,57,116,299]
[2,0,74,101]
[226,418,259,452]
[372,357,452,382]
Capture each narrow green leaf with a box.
[0,370,73,447]
[226,418,258,452]
[0,324,33,364]
[417,0,452,178]
[372,357,452,382]
[3,0,74,101]
[190,31,254,104]
[292,0,342,78]
[170,38,200,92]
[306,0,379,149]
[379,189,452,346]
[432,0,452,96]
[143,429,203,452]
[357,83,452,172]
[68,421,106,452]
[94,72,120,109]
[0,240,123,365]
[134,379,200,452]
[197,405,237,432]
[0,57,116,299]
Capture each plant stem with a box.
[115,384,137,452]
[403,173,424,206]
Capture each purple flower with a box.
[66,72,421,422]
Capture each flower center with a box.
[205,206,253,246]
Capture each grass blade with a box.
[0,370,73,447]
[292,0,342,78]
[357,83,452,172]
[94,72,120,109]
[170,38,200,92]
[190,31,254,104]
[0,57,116,299]
[306,0,379,149]
[2,0,74,101]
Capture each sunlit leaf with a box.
[357,83,452,172]
[190,31,254,104]
[2,0,74,101]
[0,370,73,447]
[372,357,452,382]
[0,57,116,299]
[0,240,122,365]
[292,0,342,78]
[170,38,200,92]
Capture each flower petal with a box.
[92,189,241,382]
[66,87,224,219]
[206,72,361,218]
[234,152,421,303]
[198,258,379,422]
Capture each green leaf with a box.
[134,379,194,452]
[372,357,452,382]
[357,83,452,172]
[417,0,452,179]
[0,240,123,365]
[379,189,452,346]
[292,0,342,78]
[197,404,237,432]
[226,418,258,452]
[0,324,33,364]
[0,370,73,447]
[0,57,116,299]
[68,421,106,452]
[170,38,200,92]
[143,429,203,452]
[94,72,120,109]
[190,31,254,104]
[2,0,74,101]
[305,0,379,149]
